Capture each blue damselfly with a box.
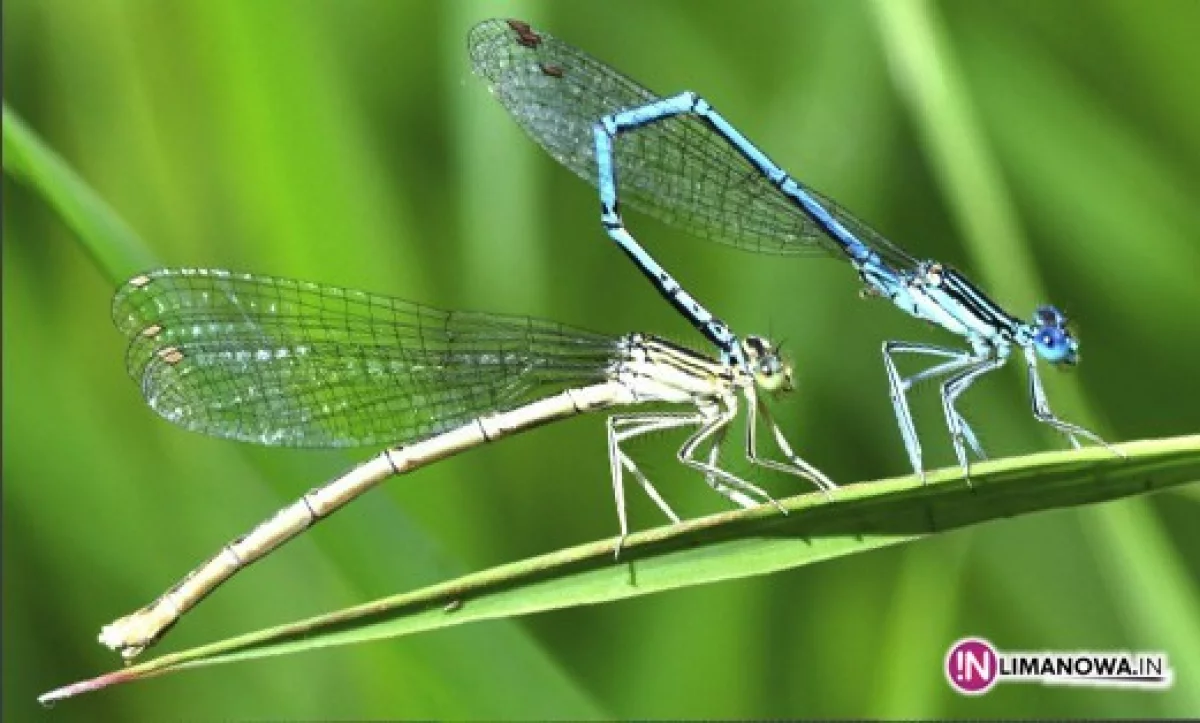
[470,18,1116,479]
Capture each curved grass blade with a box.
[2,103,157,283]
[41,434,1200,704]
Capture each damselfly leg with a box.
[882,341,990,479]
[747,394,837,495]
[1023,347,1122,456]
[607,412,693,557]
[939,356,1007,479]
[677,400,785,513]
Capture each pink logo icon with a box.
[945,637,999,695]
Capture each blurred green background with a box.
[5,0,1199,718]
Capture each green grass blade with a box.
[2,104,157,282]
[40,435,1199,703]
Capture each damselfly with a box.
[99,268,832,659]
[469,18,1116,479]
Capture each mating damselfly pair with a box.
[97,18,1114,660]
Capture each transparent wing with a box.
[469,18,915,268]
[113,268,621,448]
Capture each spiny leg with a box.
[902,354,987,462]
[940,356,1008,480]
[701,430,759,510]
[612,416,694,520]
[659,413,758,508]
[954,411,987,463]
[699,415,754,504]
[882,341,983,480]
[1022,347,1122,457]
[607,413,701,557]
[606,416,629,554]
[745,391,836,495]
[612,411,765,532]
[617,451,679,523]
[611,413,700,444]
[677,402,783,512]
[679,402,766,508]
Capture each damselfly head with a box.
[743,335,793,395]
[1031,304,1079,366]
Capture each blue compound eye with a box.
[1030,305,1078,364]
[1034,325,1077,365]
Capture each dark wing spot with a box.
[506,19,542,48]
